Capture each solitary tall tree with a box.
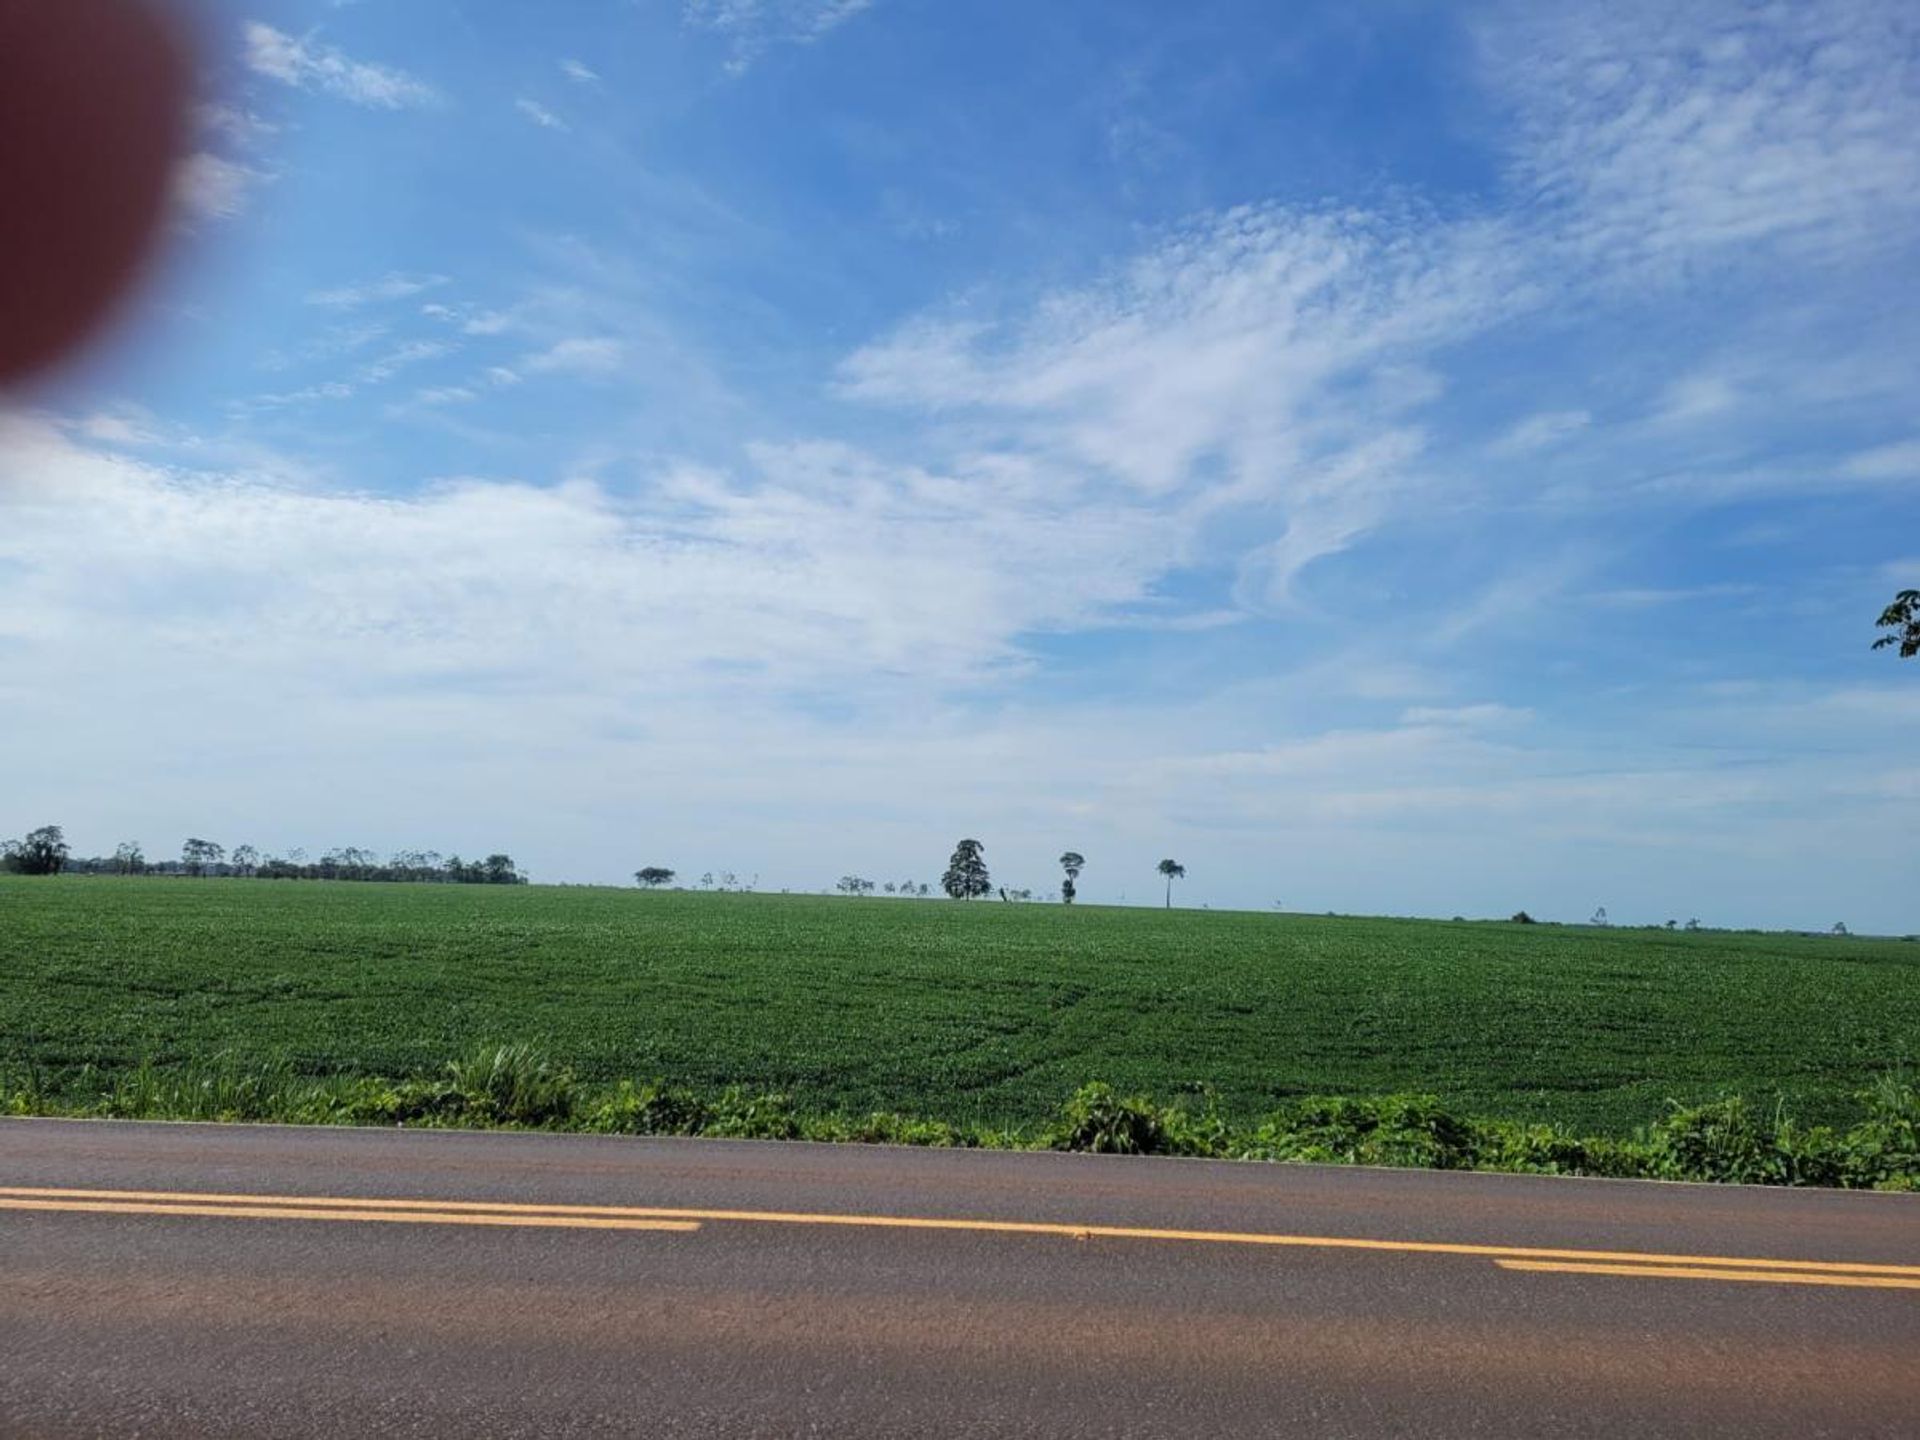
[634,867,675,888]
[1873,589,1919,659]
[1058,851,1085,905]
[1157,858,1185,909]
[942,838,991,900]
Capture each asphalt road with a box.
[2,1118,1916,1437]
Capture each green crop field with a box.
[2,875,1916,1135]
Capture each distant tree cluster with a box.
[1,825,69,876]
[2,826,525,884]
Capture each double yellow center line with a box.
[2,1185,1915,1290]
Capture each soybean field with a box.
[2,876,1915,1134]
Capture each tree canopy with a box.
[1873,589,1918,659]
[942,838,991,900]
[1157,857,1186,909]
[1058,851,1084,905]
[2,825,70,876]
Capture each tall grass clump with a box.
[443,1044,576,1126]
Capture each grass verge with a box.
[4,1049,1914,1190]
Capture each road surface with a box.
[2,1117,1916,1437]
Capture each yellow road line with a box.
[1496,1259,1920,1290]
[1,1185,1913,1281]
[0,1197,699,1233]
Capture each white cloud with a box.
[1,415,1912,926]
[243,22,437,109]
[355,341,454,386]
[172,152,267,224]
[1842,439,1920,482]
[307,274,450,308]
[560,59,600,84]
[524,337,626,376]
[843,203,1523,600]
[1494,410,1590,453]
[1399,704,1534,728]
[515,98,568,132]
[196,103,278,146]
[684,0,876,74]
[410,386,477,407]
[1479,1,1920,277]
[1656,373,1739,424]
[1587,583,1756,609]
[0,415,1164,696]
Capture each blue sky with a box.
[2,0,1916,928]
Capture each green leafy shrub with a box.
[583,1080,711,1136]
[3,1043,1914,1190]
[1050,1082,1174,1154]
[1245,1094,1479,1169]
[705,1087,801,1139]
[1842,1072,1920,1187]
[812,1111,971,1146]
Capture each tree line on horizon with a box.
[634,840,1191,907]
[0,825,526,885]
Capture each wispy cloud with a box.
[170,102,279,227]
[1586,583,1758,610]
[1494,410,1591,454]
[843,203,1522,602]
[172,152,268,224]
[243,22,438,109]
[1399,704,1534,728]
[515,98,568,132]
[240,340,455,414]
[356,341,454,386]
[684,0,876,74]
[1479,1,1920,277]
[524,337,626,376]
[560,58,600,84]
[1655,373,1739,424]
[1842,439,1920,482]
[409,385,478,407]
[307,274,450,308]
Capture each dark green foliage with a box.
[2,825,70,876]
[1050,1083,1173,1154]
[705,1087,802,1139]
[585,1080,711,1135]
[1872,588,1918,658]
[3,1052,1916,1188]
[1059,851,1084,905]
[1157,858,1185,908]
[942,838,991,900]
[1243,1095,1480,1169]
